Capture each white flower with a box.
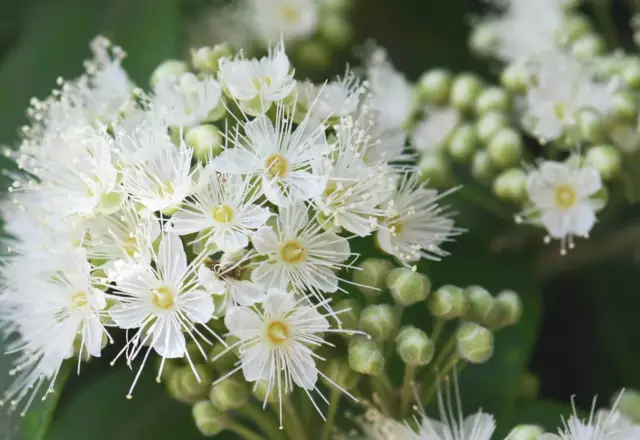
[218,41,295,113]
[153,72,222,127]
[298,70,363,121]
[167,168,271,252]
[251,202,351,300]
[210,106,330,207]
[0,249,108,414]
[217,288,355,425]
[356,407,419,440]
[108,233,216,396]
[411,108,460,154]
[248,0,320,42]
[378,174,460,265]
[522,53,618,142]
[121,129,194,212]
[517,157,603,254]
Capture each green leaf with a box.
[45,365,204,440]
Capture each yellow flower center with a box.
[280,5,300,23]
[280,240,307,264]
[70,291,88,310]
[553,102,567,122]
[211,204,235,224]
[554,184,577,209]
[152,286,176,310]
[389,221,404,236]
[253,76,273,91]
[266,320,290,345]
[265,154,288,179]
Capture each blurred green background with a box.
[0,0,639,439]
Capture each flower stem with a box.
[320,388,341,440]
[227,421,267,440]
[282,397,307,440]
[430,318,445,345]
[399,364,416,418]
[591,0,618,47]
[239,403,283,440]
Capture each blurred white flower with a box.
[411,108,460,154]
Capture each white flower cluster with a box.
[0,36,460,417]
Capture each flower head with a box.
[249,0,320,42]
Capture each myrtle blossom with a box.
[411,108,460,154]
[298,70,364,121]
[249,0,320,42]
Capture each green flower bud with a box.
[359,304,399,341]
[186,341,208,364]
[209,377,249,411]
[156,358,181,382]
[428,285,467,319]
[571,34,605,60]
[494,290,523,328]
[471,149,496,183]
[456,322,494,364]
[506,425,544,440]
[448,124,478,163]
[180,365,214,401]
[186,125,223,162]
[493,168,527,203]
[417,69,452,105]
[418,153,454,188]
[622,62,640,90]
[319,14,352,46]
[612,92,637,122]
[353,258,394,296]
[396,326,435,366]
[252,380,280,403]
[387,267,431,306]
[348,336,385,376]
[476,111,509,144]
[464,285,499,325]
[324,359,360,391]
[296,41,331,70]
[331,299,361,331]
[469,24,499,57]
[585,145,621,181]
[151,60,188,88]
[475,87,510,115]
[191,43,233,74]
[487,128,523,169]
[192,401,226,436]
[450,74,484,112]
[578,109,605,143]
[615,389,640,422]
[501,63,531,94]
[611,123,640,153]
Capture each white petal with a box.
[169,209,212,235]
[540,161,570,184]
[307,231,350,263]
[82,315,105,357]
[263,288,295,316]
[213,228,249,253]
[541,210,570,239]
[289,345,317,390]
[197,265,226,294]
[288,170,324,201]
[251,262,288,291]
[238,205,271,228]
[224,306,262,337]
[299,264,339,293]
[251,227,280,253]
[230,281,266,306]
[462,413,496,440]
[152,318,186,358]
[180,289,215,324]
[576,167,602,197]
[569,203,596,237]
[158,233,187,286]
[240,344,272,382]
[209,148,261,175]
[109,302,150,329]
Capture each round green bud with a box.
[476,111,509,144]
[331,299,361,331]
[450,74,484,112]
[501,63,531,94]
[396,326,435,366]
[186,125,223,162]
[151,60,188,88]
[209,377,249,411]
[611,123,640,153]
[417,69,452,105]
[622,63,640,90]
[469,24,499,57]
[179,365,214,401]
[353,258,394,296]
[493,168,527,203]
[418,153,454,188]
[464,285,499,325]
[571,34,605,60]
[615,389,640,422]
[506,425,545,440]
[585,145,621,181]
[252,380,280,403]
[471,149,496,183]
[156,358,181,382]
[192,401,226,436]
[494,290,523,328]
[557,14,591,45]
[487,128,523,169]
[324,359,360,391]
[448,124,478,163]
[428,285,467,319]
[191,43,233,74]
[475,87,510,115]
[319,14,352,47]
[296,40,331,70]
[578,109,605,143]
[186,341,208,364]
[456,322,494,364]
[612,92,637,122]
[359,304,399,341]
[387,267,431,306]
[348,336,385,376]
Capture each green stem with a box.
[433,333,457,369]
[430,319,445,345]
[399,364,416,418]
[283,397,307,440]
[239,403,283,440]
[592,0,618,47]
[370,376,393,415]
[227,421,267,440]
[320,388,341,440]
[422,354,463,405]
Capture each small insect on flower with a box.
[108,233,218,398]
[517,156,604,254]
[212,288,359,427]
